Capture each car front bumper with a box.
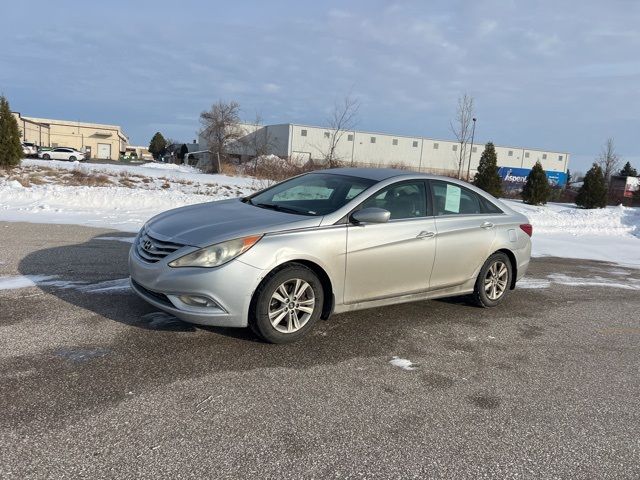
[128,246,266,328]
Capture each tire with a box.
[69,156,77,161]
[42,154,50,160]
[250,264,324,344]
[472,252,512,307]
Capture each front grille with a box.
[135,229,184,263]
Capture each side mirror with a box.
[351,207,390,224]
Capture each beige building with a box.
[12,112,128,160]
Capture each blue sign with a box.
[498,167,567,187]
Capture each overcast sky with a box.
[2,0,639,172]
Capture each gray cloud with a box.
[1,0,638,171]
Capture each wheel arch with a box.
[495,248,518,289]
[251,260,335,320]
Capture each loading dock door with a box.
[97,143,111,159]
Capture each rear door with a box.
[428,180,497,289]
[344,180,437,303]
[51,148,67,160]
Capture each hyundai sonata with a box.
[129,168,532,343]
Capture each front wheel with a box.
[250,264,323,344]
[42,154,50,160]
[472,253,512,307]
[69,156,77,161]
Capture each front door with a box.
[344,180,436,304]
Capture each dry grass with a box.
[119,178,137,188]
[28,174,47,185]
[9,175,31,187]
[66,170,112,187]
[161,182,171,189]
[237,158,318,182]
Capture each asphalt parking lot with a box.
[1,221,639,479]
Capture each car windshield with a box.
[245,173,376,216]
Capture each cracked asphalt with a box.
[1,221,639,479]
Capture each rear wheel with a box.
[250,264,323,344]
[472,252,512,307]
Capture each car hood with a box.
[146,198,322,247]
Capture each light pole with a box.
[466,117,477,181]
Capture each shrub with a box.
[576,163,607,209]
[473,142,503,197]
[522,161,551,205]
[0,96,22,169]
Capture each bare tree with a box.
[596,137,621,184]
[322,95,360,168]
[240,113,277,173]
[199,100,242,173]
[450,93,475,179]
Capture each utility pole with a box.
[466,118,477,181]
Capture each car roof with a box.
[316,167,419,181]
[312,167,468,183]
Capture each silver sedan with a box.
[129,168,532,343]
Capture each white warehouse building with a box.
[199,123,570,186]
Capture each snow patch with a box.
[389,356,418,371]
[0,275,55,290]
[518,273,640,290]
[547,273,640,290]
[0,274,131,293]
[76,278,131,293]
[517,277,552,289]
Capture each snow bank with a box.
[0,166,257,232]
[137,162,199,173]
[505,200,640,267]
[0,182,216,232]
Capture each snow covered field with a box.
[0,160,256,231]
[504,200,640,268]
[1,160,639,267]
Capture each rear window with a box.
[432,181,487,215]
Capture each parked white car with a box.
[22,142,38,157]
[39,147,86,161]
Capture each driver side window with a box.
[360,181,427,220]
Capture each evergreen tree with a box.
[0,96,23,169]
[522,161,551,205]
[618,161,638,177]
[473,142,503,197]
[576,163,607,209]
[178,143,189,161]
[565,169,572,188]
[149,132,167,160]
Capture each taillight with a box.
[520,224,533,237]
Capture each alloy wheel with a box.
[268,278,315,333]
[484,261,508,301]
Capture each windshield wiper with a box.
[254,203,313,215]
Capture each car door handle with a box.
[416,231,436,239]
[480,222,495,229]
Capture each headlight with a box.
[168,235,262,268]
